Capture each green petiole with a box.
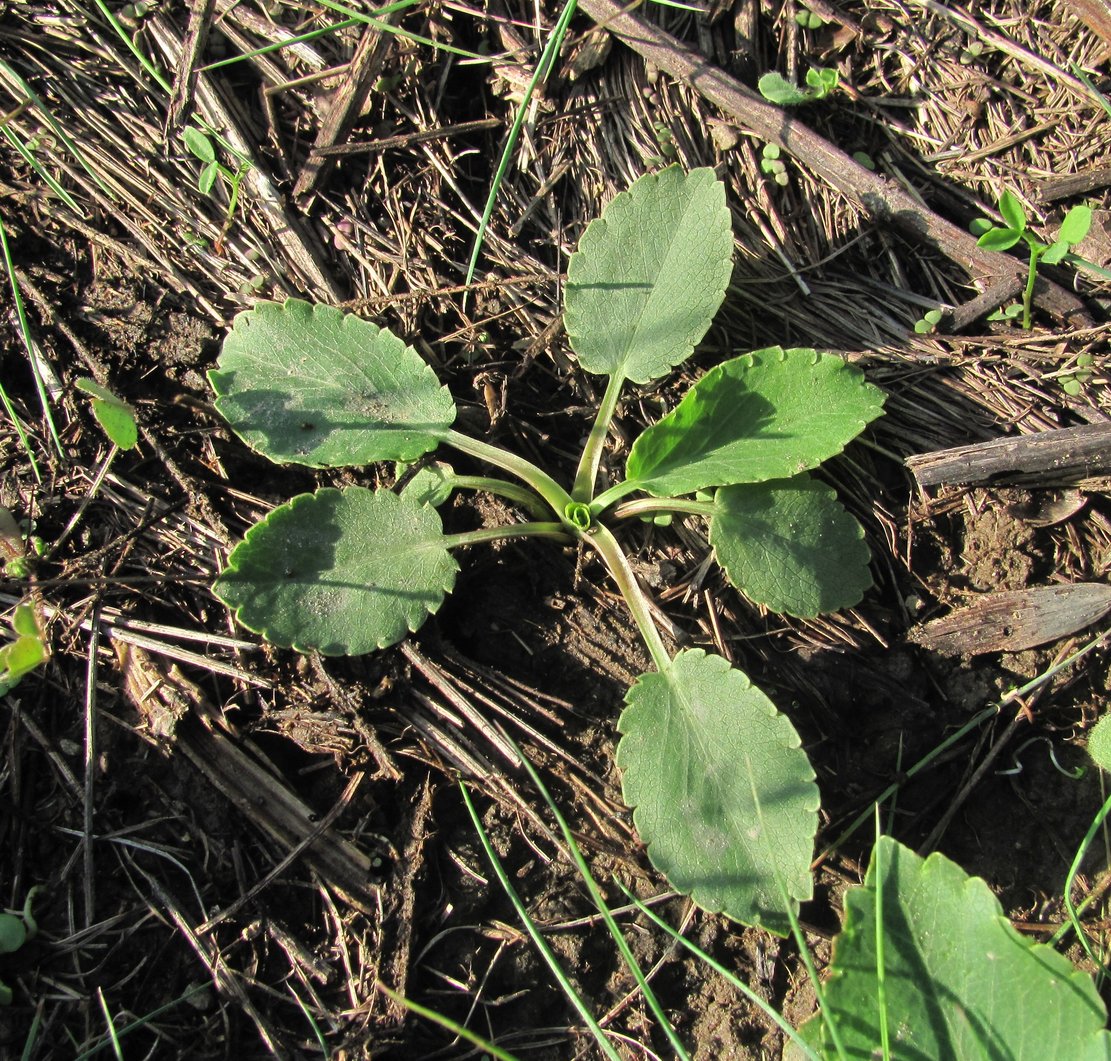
[442,522,569,550]
[612,497,714,521]
[571,371,626,502]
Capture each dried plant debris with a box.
[910,583,1111,655]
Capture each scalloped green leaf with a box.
[214,487,457,655]
[617,649,819,933]
[797,837,1111,1060]
[625,347,885,497]
[563,166,733,385]
[210,299,456,467]
[710,475,871,618]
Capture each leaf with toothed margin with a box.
[625,347,885,497]
[214,487,457,656]
[710,474,872,618]
[210,299,456,468]
[795,838,1111,1060]
[563,166,734,385]
[617,649,819,934]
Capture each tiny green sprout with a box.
[1060,352,1096,397]
[182,127,252,242]
[757,66,840,107]
[760,143,789,186]
[959,40,985,65]
[209,168,884,933]
[0,886,40,1005]
[795,7,824,29]
[914,308,944,334]
[852,150,876,171]
[650,121,679,165]
[972,190,1093,329]
[75,378,138,450]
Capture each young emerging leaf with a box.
[214,487,458,655]
[75,378,138,450]
[998,188,1027,233]
[563,167,733,385]
[1041,239,1070,266]
[710,475,871,617]
[211,300,456,467]
[976,226,1023,252]
[624,347,884,497]
[797,837,1111,1059]
[617,649,819,933]
[757,72,811,106]
[1059,204,1093,246]
[183,126,216,163]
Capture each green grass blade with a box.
[1,126,81,212]
[290,987,332,1059]
[313,0,489,60]
[1055,789,1111,973]
[613,880,823,1061]
[873,810,891,1061]
[463,0,578,297]
[90,0,172,93]
[199,18,363,72]
[512,742,690,1060]
[378,982,522,1060]
[74,983,210,1059]
[0,210,61,467]
[95,989,124,1061]
[460,781,624,1061]
[0,58,115,197]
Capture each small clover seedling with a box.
[758,67,840,107]
[0,603,46,697]
[210,167,884,932]
[795,6,824,29]
[760,143,789,186]
[182,127,251,249]
[914,308,943,334]
[972,190,1092,329]
[0,886,40,1005]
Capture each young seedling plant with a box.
[972,190,1092,329]
[209,166,885,932]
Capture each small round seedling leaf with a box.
[76,378,138,450]
[710,476,872,617]
[563,167,733,384]
[976,226,1024,252]
[798,837,1111,1059]
[625,347,885,496]
[617,649,819,933]
[214,487,458,655]
[211,299,456,467]
[1059,204,1093,246]
[998,188,1027,233]
[1087,714,1111,772]
[0,914,26,955]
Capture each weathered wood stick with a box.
[906,422,1111,487]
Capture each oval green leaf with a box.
[76,378,138,450]
[998,188,1027,233]
[625,347,885,496]
[710,475,871,617]
[617,649,819,933]
[1059,204,1093,246]
[210,299,456,467]
[563,167,733,385]
[214,487,458,655]
[1088,714,1111,772]
[798,837,1111,1060]
[977,227,1023,251]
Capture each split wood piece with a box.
[148,17,342,302]
[909,583,1111,655]
[294,19,397,200]
[578,0,1092,328]
[1036,166,1111,204]
[906,422,1111,487]
[1065,0,1111,50]
[165,0,216,135]
[117,640,378,912]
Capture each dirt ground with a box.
[2,0,1111,1057]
